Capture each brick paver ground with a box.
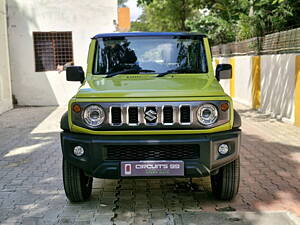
[0,104,299,225]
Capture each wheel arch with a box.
[61,111,70,131]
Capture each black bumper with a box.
[60,130,241,178]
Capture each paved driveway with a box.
[0,105,299,225]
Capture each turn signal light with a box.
[72,104,81,113]
[220,103,229,111]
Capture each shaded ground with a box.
[0,104,299,225]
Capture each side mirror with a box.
[66,66,85,83]
[216,64,232,81]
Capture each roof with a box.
[92,32,207,39]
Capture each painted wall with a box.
[0,0,13,114]
[118,7,130,32]
[215,56,253,107]
[214,58,230,95]
[234,56,252,107]
[296,56,300,127]
[214,54,300,125]
[7,0,118,106]
[260,54,296,122]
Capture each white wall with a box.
[215,56,252,107]
[215,54,297,123]
[215,57,231,95]
[260,54,296,122]
[234,56,252,107]
[7,0,118,106]
[0,0,13,114]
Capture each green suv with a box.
[60,32,241,202]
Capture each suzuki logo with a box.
[144,108,157,122]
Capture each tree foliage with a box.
[187,0,298,44]
[131,12,150,31]
[235,0,296,40]
[118,0,128,7]
[133,0,202,31]
[132,0,300,44]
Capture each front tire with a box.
[211,157,240,200]
[63,159,93,202]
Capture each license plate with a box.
[121,160,184,177]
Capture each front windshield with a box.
[93,36,208,75]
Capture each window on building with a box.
[33,32,74,72]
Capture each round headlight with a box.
[197,104,218,126]
[83,105,105,127]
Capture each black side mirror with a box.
[216,64,232,81]
[66,66,85,83]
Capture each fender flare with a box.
[60,111,70,131]
[233,110,241,129]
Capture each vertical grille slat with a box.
[180,105,191,124]
[111,107,121,124]
[128,107,139,124]
[163,106,173,124]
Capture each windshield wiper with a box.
[105,68,156,78]
[156,68,192,77]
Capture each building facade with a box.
[0,0,13,114]
[118,7,131,32]
[7,0,118,106]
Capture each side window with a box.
[33,32,74,72]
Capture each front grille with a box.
[106,144,200,160]
[109,104,192,127]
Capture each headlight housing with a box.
[197,104,218,126]
[82,105,105,127]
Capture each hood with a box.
[75,74,225,98]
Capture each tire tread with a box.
[63,159,92,202]
[211,157,240,200]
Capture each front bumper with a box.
[60,129,241,178]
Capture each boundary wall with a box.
[214,54,300,126]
